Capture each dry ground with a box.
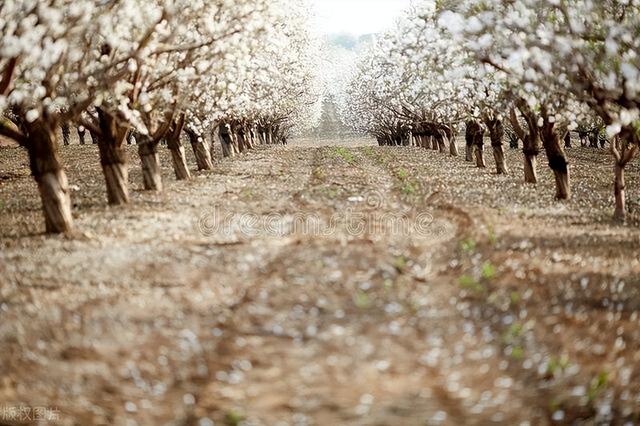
[0,138,639,425]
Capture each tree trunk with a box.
[475,145,486,168]
[138,141,163,191]
[61,124,70,146]
[486,119,508,174]
[465,121,477,162]
[438,135,447,154]
[474,135,485,168]
[169,146,191,180]
[522,154,537,183]
[448,135,459,156]
[540,121,570,200]
[522,132,540,183]
[25,121,73,233]
[614,163,626,221]
[96,111,130,205]
[611,137,638,222]
[219,127,234,158]
[492,146,507,174]
[37,170,73,233]
[247,128,255,150]
[257,128,266,145]
[77,128,86,145]
[553,168,570,200]
[465,144,474,161]
[564,132,572,148]
[186,129,213,171]
[98,142,129,205]
[102,162,129,205]
[266,127,273,145]
[165,124,191,181]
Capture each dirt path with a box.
[1,141,639,425]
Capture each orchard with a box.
[1,1,640,425]
[340,0,640,220]
[1,0,321,233]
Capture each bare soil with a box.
[0,139,639,425]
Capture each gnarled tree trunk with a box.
[614,162,626,221]
[612,137,638,222]
[540,115,570,200]
[267,127,274,145]
[564,132,572,148]
[169,146,190,180]
[185,128,213,171]
[219,124,234,158]
[465,121,476,162]
[247,127,256,150]
[466,120,485,167]
[437,133,447,154]
[237,127,248,153]
[61,124,70,146]
[523,152,538,184]
[165,114,190,181]
[24,121,73,233]
[510,106,540,184]
[485,118,508,174]
[445,128,458,156]
[96,109,130,205]
[77,127,86,145]
[138,138,163,191]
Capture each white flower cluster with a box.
[0,0,322,137]
[340,0,640,143]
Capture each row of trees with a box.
[339,0,639,221]
[0,0,322,233]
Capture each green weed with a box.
[225,410,245,426]
[481,262,496,280]
[334,147,355,164]
[458,275,484,293]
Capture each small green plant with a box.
[384,278,394,291]
[401,182,417,195]
[354,291,371,309]
[225,410,245,426]
[334,147,355,164]
[460,238,476,253]
[511,345,525,360]
[393,255,408,273]
[545,355,571,377]
[362,146,375,157]
[510,291,521,305]
[503,322,523,344]
[487,226,497,246]
[481,262,496,280]
[588,370,609,402]
[312,166,326,180]
[458,275,484,293]
[397,168,409,179]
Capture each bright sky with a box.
[310,0,414,35]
